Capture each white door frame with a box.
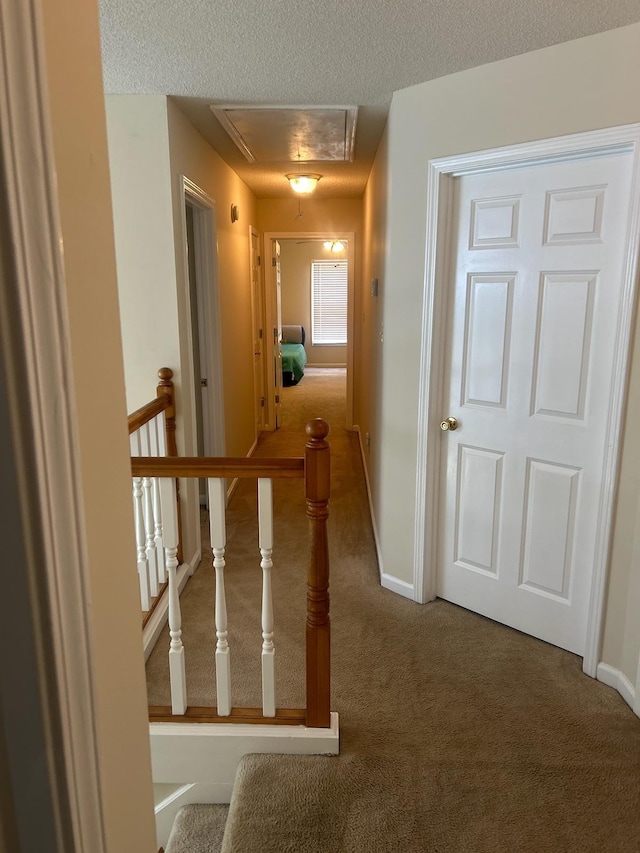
[0,0,108,846]
[263,231,356,430]
[179,177,226,458]
[413,124,640,678]
[249,226,266,436]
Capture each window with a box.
[311,261,348,345]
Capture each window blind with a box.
[311,261,348,345]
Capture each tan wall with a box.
[258,198,363,236]
[359,126,389,530]
[167,99,258,460]
[104,95,178,414]
[279,240,347,366]
[375,23,640,683]
[106,96,259,564]
[40,3,156,850]
[105,94,202,563]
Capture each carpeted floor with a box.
[152,367,640,853]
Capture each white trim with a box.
[596,663,636,711]
[380,573,415,601]
[0,0,107,847]
[414,125,640,675]
[150,712,339,785]
[154,782,196,815]
[263,232,355,431]
[249,225,266,437]
[181,177,226,459]
[143,555,198,661]
[354,428,416,601]
[154,782,230,849]
[413,156,452,605]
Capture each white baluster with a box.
[208,478,231,716]
[143,479,159,598]
[140,424,159,596]
[150,416,166,585]
[129,429,141,457]
[258,478,275,717]
[159,477,187,715]
[157,409,167,456]
[132,477,151,612]
[152,478,165,586]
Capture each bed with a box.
[280,325,307,386]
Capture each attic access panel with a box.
[209,105,358,163]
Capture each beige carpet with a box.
[165,804,228,853]
[149,367,640,853]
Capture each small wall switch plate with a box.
[371,278,378,297]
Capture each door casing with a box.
[249,227,266,436]
[179,177,226,459]
[414,124,640,678]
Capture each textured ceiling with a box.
[99,0,640,198]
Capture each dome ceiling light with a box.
[286,173,322,194]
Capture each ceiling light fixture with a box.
[323,240,345,253]
[286,173,322,194]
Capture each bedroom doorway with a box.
[263,232,355,431]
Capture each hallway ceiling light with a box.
[286,173,322,194]
[323,240,345,253]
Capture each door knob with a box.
[440,417,458,431]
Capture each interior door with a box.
[437,150,634,655]
[250,230,265,435]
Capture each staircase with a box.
[132,369,341,850]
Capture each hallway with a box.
[152,370,640,852]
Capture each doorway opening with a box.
[262,232,355,431]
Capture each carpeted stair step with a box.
[164,804,229,853]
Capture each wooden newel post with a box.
[305,418,331,728]
[157,368,183,563]
[157,367,177,456]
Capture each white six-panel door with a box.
[437,151,634,654]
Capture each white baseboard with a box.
[380,572,416,600]
[596,663,636,711]
[143,551,199,662]
[355,426,417,603]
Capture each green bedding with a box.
[281,343,307,383]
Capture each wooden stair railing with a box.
[132,417,332,730]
